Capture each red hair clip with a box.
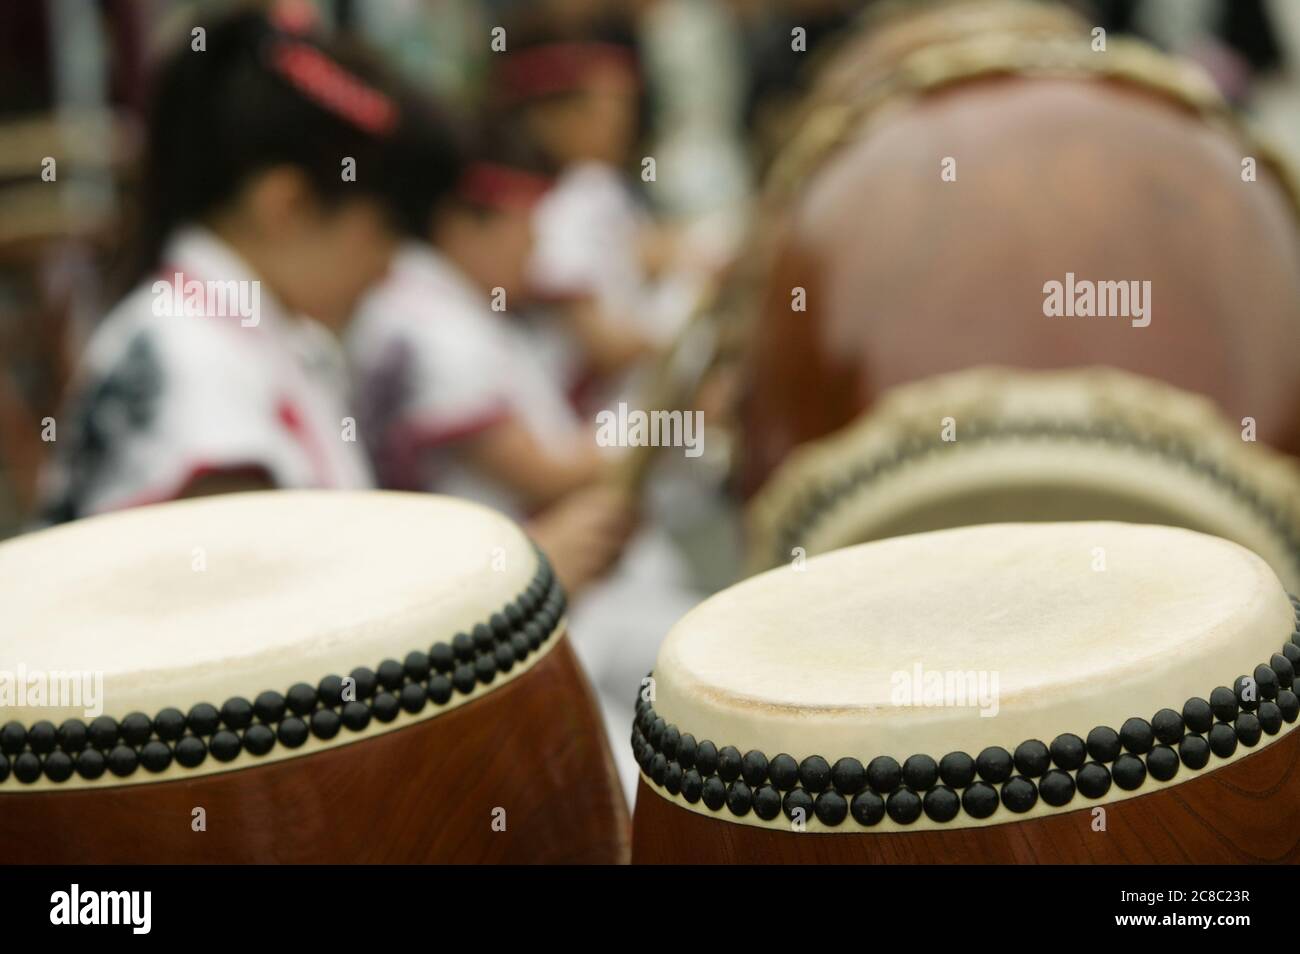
[268,40,398,136]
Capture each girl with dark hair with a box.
[40,7,457,522]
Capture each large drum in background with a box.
[733,0,1300,497]
[747,368,1300,590]
[632,522,1300,863]
[0,491,629,863]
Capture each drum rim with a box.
[0,547,569,792]
[632,601,1300,833]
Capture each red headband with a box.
[497,42,638,103]
[457,163,552,211]
[268,40,398,136]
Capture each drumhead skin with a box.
[633,523,1300,839]
[0,492,629,862]
[747,368,1300,590]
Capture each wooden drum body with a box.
[630,523,1300,864]
[0,492,629,863]
[734,0,1300,497]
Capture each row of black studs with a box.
[773,421,1300,578]
[0,551,565,786]
[634,601,1300,827]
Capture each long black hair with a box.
[122,6,459,288]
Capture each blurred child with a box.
[347,134,635,596]
[39,8,456,522]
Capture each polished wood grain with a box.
[0,638,630,864]
[632,728,1300,863]
[737,75,1300,496]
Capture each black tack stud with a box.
[850,789,886,826]
[923,785,961,822]
[427,674,453,706]
[28,721,56,755]
[867,755,903,792]
[0,721,27,756]
[471,623,494,653]
[119,712,152,746]
[309,709,340,741]
[14,751,43,783]
[1012,740,1050,778]
[318,675,346,708]
[175,735,208,767]
[830,756,866,795]
[1112,753,1147,790]
[1254,665,1279,701]
[341,701,372,731]
[782,788,814,823]
[1209,686,1238,722]
[938,751,976,789]
[43,751,74,783]
[1283,643,1300,668]
[902,753,939,790]
[285,684,317,717]
[153,708,185,742]
[57,719,88,753]
[814,789,849,826]
[210,730,242,762]
[885,788,923,825]
[1119,717,1154,755]
[1178,734,1210,770]
[75,748,106,779]
[664,761,683,796]
[1000,776,1038,813]
[961,782,1000,819]
[1258,701,1283,735]
[489,614,510,642]
[1048,734,1086,771]
[138,740,172,772]
[240,723,274,756]
[376,660,405,691]
[88,715,120,750]
[219,697,253,732]
[1038,769,1076,807]
[741,750,769,787]
[1151,708,1185,745]
[798,755,832,792]
[0,753,9,783]
[1182,697,1213,735]
[727,781,755,817]
[1076,762,1112,799]
[695,741,719,777]
[348,667,378,700]
[473,656,497,685]
[504,602,524,629]
[768,753,799,789]
[1208,721,1238,759]
[677,733,698,770]
[681,768,704,804]
[701,776,727,811]
[510,633,530,661]
[399,683,426,715]
[106,745,138,777]
[1234,712,1262,747]
[717,746,743,783]
[493,643,515,673]
[1145,745,1179,782]
[650,753,667,785]
[253,691,287,724]
[1085,726,1120,763]
[1270,653,1295,690]
[429,643,455,674]
[371,692,400,723]
[452,665,476,695]
[975,746,1013,784]
[648,718,665,749]
[754,784,783,820]
[1277,689,1299,724]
